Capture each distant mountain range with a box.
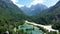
[21,4,48,16]
[28,0,60,25]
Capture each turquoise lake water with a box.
[19,24,43,34]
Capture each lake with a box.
[19,24,44,34]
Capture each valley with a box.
[0,0,60,34]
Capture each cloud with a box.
[11,0,24,7]
[16,4,24,7]
[28,0,43,7]
[11,0,19,4]
[11,0,43,8]
[31,0,43,5]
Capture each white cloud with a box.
[16,4,24,7]
[11,0,43,8]
[11,0,19,4]
[28,0,43,7]
[11,0,24,7]
[31,0,43,5]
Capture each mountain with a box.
[27,0,60,25]
[40,0,60,17]
[0,0,27,27]
[21,6,31,15]
[0,0,24,13]
[21,4,47,16]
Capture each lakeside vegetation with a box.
[0,0,60,34]
[0,21,60,34]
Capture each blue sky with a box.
[11,0,59,8]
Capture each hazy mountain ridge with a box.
[21,4,48,16]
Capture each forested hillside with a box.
[0,0,27,34]
[27,1,60,25]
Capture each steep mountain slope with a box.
[21,4,47,16]
[0,0,23,13]
[37,0,60,25]
[41,0,60,15]
[0,0,26,27]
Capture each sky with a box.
[11,0,59,8]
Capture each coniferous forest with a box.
[0,0,60,34]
